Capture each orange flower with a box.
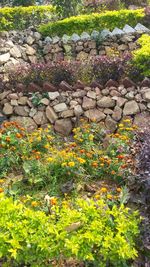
[117,155,125,159]
[0,188,4,193]
[50,197,57,206]
[92,162,98,168]
[111,170,116,175]
[116,188,122,193]
[5,137,11,142]
[16,133,22,138]
[80,149,85,154]
[121,164,127,169]
[86,153,92,158]
[31,201,38,207]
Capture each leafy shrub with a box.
[92,53,131,85]
[51,0,82,18]
[0,193,140,267]
[0,5,56,31]
[39,9,144,37]
[8,62,76,88]
[132,34,150,78]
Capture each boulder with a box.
[143,89,150,102]
[10,116,37,131]
[97,96,115,108]
[82,96,96,110]
[53,103,68,113]
[14,106,29,116]
[3,103,13,115]
[105,115,117,133]
[74,105,84,117]
[54,119,73,135]
[33,111,48,125]
[0,53,10,65]
[84,109,106,122]
[10,45,21,58]
[123,100,140,115]
[46,106,58,124]
[48,91,60,100]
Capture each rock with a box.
[105,115,117,133]
[143,89,150,102]
[53,103,68,113]
[28,83,41,92]
[84,109,106,122]
[135,23,150,33]
[77,51,89,61]
[104,108,113,115]
[46,106,58,123]
[33,111,47,125]
[54,119,73,135]
[25,45,36,56]
[14,106,29,116]
[8,93,18,100]
[141,78,150,88]
[102,89,109,96]
[61,109,74,118]
[87,90,96,99]
[18,96,28,105]
[71,33,80,42]
[10,99,18,106]
[123,24,135,34]
[122,77,135,88]
[59,81,72,91]
[29,108,37,117]
[97,96,115,108]
[40,98,49,105]
[43,82,56,92]
[74,105,84,117]
[26,36,34,45]
[111,27,124,35]
[0,53,10,65]
[134,112,150,130]
[62,34,70,44]
[3,103,13,115]
[112,106,122,121]
[105,79,118,88]
[10,116,37,131]
[34,32,41,40]
[0,113,7,125]
[52,36,60,44]
[115,97,127,107]
[44,36,52,43]
[80,32,90,40]
[123,100,140,115]
[82,96,96,110]
[100,29,111,39]
[0,91,11,100]
[10,45,21,58]
[72,90,86,98]
[48,91,60,100]
[91,30,99,39]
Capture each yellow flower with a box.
[100,187,107,193]
[0,179,4,184]
[107,194,113,200]
[68,161,75,167]
[89,134,94,141]
[123,119,131,123]
[47,157,53,162]
[119,124,124,128]
[37,136,41,141]
[77,157,86,164]
[44,144,49,149]
[50,197,57,206]
[61,162,67,167]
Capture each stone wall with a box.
[1,78,150,135]
[0,23,150,79]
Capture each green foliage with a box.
[51,0,82,18]
[12,0,36,6]
[0,5,56,31]
[0,194,140,266]
[132,34,150,77]
[39,9,144,37]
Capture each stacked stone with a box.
[0,78,150,135]
[0,23,150,77]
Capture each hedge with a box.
[132,34,150,77]
[0,5,56,31]
[39,9,145,37]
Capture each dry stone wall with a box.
[0,23,150,80]
[1,78,150,135]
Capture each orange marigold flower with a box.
[0,188,4,193]
[31,201,38,207]
[107,194,113,200]
[5,137,11,142]
[121,164,127,169]
[16,133,22,138]
[50,197,57,206]
[117,155,125,159]
[80,149,85,153]
[111,170,116,175]
[92,162,98,168]
[116,188,122,193]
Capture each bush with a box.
[132,34,150,78]
[0,5,56,31]
[0,193,140,267]
[39,9,144,37]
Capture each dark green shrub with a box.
[39,9,144,37]
[0,5,56,31]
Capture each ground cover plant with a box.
[39,9,144,37]
[0,119,141,266]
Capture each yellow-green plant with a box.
[0,194,140,267]
[132,34,150,77]
[39,9,144,37]
[0,5,56,31]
